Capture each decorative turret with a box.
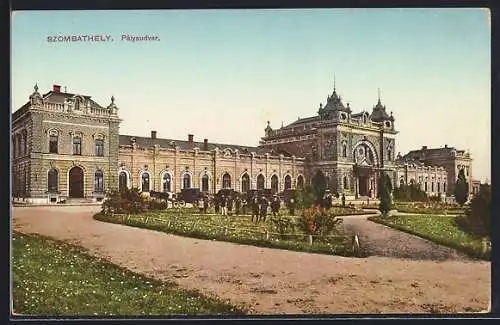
[264,120,273,137]
[318,77,351,119]
[369,88,391,123]
[29,83,43,106]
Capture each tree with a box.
[311,171,327,205]
[454,169,469,206]
[464,183,491,236]
[378,172,392,217]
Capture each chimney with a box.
[444,144,448,148]
[151,130,157,139]
[188,134,194,142]
[203,139,208,150]
[53,84,61,93]
[422,146,427,150]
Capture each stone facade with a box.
[11,83,473,204]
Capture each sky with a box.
[11,8,491,182]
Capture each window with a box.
[444,183,446,193]
[49,135,58,153]
[163,173,172,192]
[222,173,231,189]
[94,170,104,192]
[424,182,428,192]
[284,175,292,190]
[95,139,104,157]
[431,182,434,192]
[343,176,348,189]
[201,174,209,192]
[241,173,250,193]
[73,136,82,155]
[400,179,404,187]
[437,182,441,192]
[387,149,392,161]
[119,171,128,192]
[47,168,58,193]
[257,174,265,190]
[12,137,16,158]
[297,175,304,189]
[23,131,28,155]
[183,173,191,189]
[271,175,279,193]
[141,172,150,192]
[342,143,347,157]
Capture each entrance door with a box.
[359,176,368,196]
[69,166,84,198]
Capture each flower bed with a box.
[368,215,489,260]
[394,202,464,215]
[12,232,243,316]
[94,211,355,257]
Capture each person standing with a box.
[260,196,269,222]
[341,193,346,208]
[235,196,241,215]
[221,196,228,216]
[241,198,247,215]
[288,197,295,216]
[271,195,280,217]
[203,195,209,214]
[251,196,259,222]
[227,196,233,216]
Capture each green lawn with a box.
[394,203,464,215]
[368,215,489,260]
[12,232,244,316]
[94,210,353,257]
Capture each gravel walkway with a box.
[12,206,490,315]
[340,214,469,260]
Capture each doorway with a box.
[69,166,84,198]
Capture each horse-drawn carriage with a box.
[150,188,202,208]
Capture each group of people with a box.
[194,192,297,222]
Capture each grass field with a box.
[12,231,244,316]
[368,215,489,260]
[94,209,356,257]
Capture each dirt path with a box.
[340,215,468,260]
[12,206,490,314]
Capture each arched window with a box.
[431,182,434,192]
[201,174,209,192]
[387,148,392,161]
[342,143,347,157]
[241,173,250,193]
[437,182,441,192]
[284,175,292,190]
[49,134,58,154]
[257,174,265,190]
[271,175,279,193]
[343,176,348,189]
[73,135,82,155]
[424,181,428,192]
[183,173,191,189]
[400,178,404,187]
[119,171,128,192]
[47,168,58,193]
[410,179,415,185]
[163,173,171,192]
[222,173,231,189]
[444,183,447,193]
[297,175,304,189]
[94,170,104,192]
[23,130,28,155]
[19,133,24,157]
[95,139,104,157]
[141,172,150,192]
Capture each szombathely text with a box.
[46,35,160,43]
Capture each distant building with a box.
[11,83,473,204]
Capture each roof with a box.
[284,116,320,128]
[42,91,105,109]
[119,134,294,157]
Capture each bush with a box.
[269,216,296,239]
[393,183,428,202]
[295,187,317,209]
[457,184,490,237]
[297,205,343,239]
[378,173,392,217]
[454,169,469,206]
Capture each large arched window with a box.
[141,172,150,192]
[343,176,348,189]
[94,170,104,192]
[342,143,347,157]
[241,173,250,193]
[297,175,304,189]
[47,168,58,193]
[119,171,128,192]
[183,173,191,189]
[257,174,265,190]
[222,173,231,189]
[271,175,279,193]
[437,182,441,192]
[284,175,291,190]
[201,174,209,192]
[443,182,446,193]
[431,182,434,192]
[162,173,171,192]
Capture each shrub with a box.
[457,184,490,237]
[454,169,469,206]
[297,205,343,239]
[378,173,392,217]
[393,183,428,202]
[101,188,145,215]
[269,216,296,239]
[295,187,317,209]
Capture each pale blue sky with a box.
[11,8,491,182]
